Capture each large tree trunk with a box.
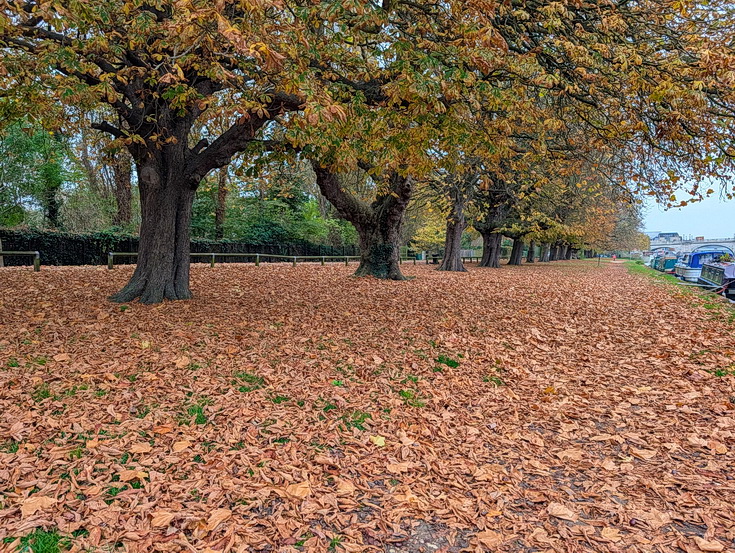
[438,186,467,272]
[540,243,550,262]
[508,238,524,265]
[312,164,411,280]
[112,152,132,226]
[110,160,195,304]
[214,168,228,240]
[565,245,574,260]
[479,231,502,268]
[526,240,535,263]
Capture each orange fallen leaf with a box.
[206,508,232,531]
[694,537,725,552]
[547,502,577,521]
[150,511,176,527]
[119,469,148,482]
[285,480,311,500]
[172,440,191,452]
[53,353,70,362]
[601,527,622,542]
[130,442,152,454]
[21,495,57,518]
[153,425,174,434]
[476,529,503,548]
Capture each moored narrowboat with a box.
[653,253,678,273]
[674,251,726,282]
[699,261,735,301]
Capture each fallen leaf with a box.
[476,529,503,548]
[694,537,725,552]
[336,479,356,496]
[130,442,152,454]
[285,480,311,500]
[21,495,57,518]
[547,502,577,521]
[172,440,191,452]
[369,435,386,447]
[601,527,622,542]
[53,353,70,362]
[206,508,232,531]
[174,356,191,369]
[119,469,148,482]
[150,511,176,527]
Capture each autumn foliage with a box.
[1,262,735,551]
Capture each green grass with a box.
[483,375,504,386]
[0,440,19,453]
[268,395,290,404]
[435,354,459,369]
[16,529,70,552]
[232,371,264,393]
[179,403,208,425]
[340,410,372,431]
[398,389,426,407]
[31,383,52,403]
[625,261,682,285]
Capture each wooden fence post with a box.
[108,252,114,270]
[33,251,40,272]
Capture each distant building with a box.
[651,232,682,243]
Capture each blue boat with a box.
[674,251,727,282]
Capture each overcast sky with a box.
[644,194,734,239]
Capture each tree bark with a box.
[0,237,3,268]
[478,231,502,268]
[214,168,228,240]
[312,164,411,280]
[508,238,524,265]
[540,243,550,262]
[526,240,535,263]
[565,245,574,260]
[110,159,195,304]
[112,152,132,226]
[438,184,467,272]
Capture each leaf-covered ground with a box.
[1,261,734,553]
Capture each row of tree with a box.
[1,1,732,303]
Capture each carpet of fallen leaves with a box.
[1,260,735,553]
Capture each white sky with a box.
[644,195,734,239]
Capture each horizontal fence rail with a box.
[0,251,41,271]
[107,251,419,269]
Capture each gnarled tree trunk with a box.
[508,238,524,266]
[565,245,574,260]
[526,240,535,263]
[540,243,551,262]
[110,157,195,304]
[312,164,411,280]
[479,231,502,268]
[438,184,468,272]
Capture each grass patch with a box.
[31,383,52,403]
[435,354,459,369]
[340,410,372,431]
[16,529,70,552]
[232,371,264,393]
[398,389,426,407]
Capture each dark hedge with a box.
[0,228,358,267]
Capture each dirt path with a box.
[0,261,733,552]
